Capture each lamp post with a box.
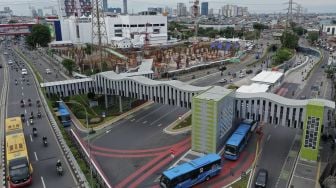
[57,100,92,187]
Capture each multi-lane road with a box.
[1,41,77,188]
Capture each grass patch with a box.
[230,173,250,188]
[173,115,191,130]
[227,84,239,90]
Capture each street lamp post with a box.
[58,101,92,187]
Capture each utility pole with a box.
[190,0,199,44]
[284,0,297,29]
[91,0,108,72]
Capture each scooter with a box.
[43,137,48,147]
[37,112,41,119]
[56,166,63,176]
[32,128,37,137]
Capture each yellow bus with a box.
[5,117,32,187]
[5,117,23,136]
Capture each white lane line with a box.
[142,121,147,124]
[25,109,27,114]
[130,119,135,122]
[21,86,23,90]
[26,120,29,126]
[267,134,271,142]
[22,92,24,96]
[158,124,162,127]
[30,134,33,142]
[34,152,38,161]
[40,176,46,188]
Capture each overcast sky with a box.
[0,0,335,16]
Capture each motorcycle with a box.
[37,111,41,119]
[43,137,48,147]
[36,100,41,107]
[29,118,34,125]
[56,166,63,176]
[15,80,18,85]
[28,99,32,107]
[32,128,37,137]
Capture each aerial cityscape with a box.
[0,0,336,188]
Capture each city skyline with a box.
[0,0,336,16]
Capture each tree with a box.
[280,31,299,49]
[292,26,307,36]
[84,43,92,55]
[62,59,75,76]
[253,23,269,30]
[25,24,51,48]
[272,48,293,64]
[307,31,319,44]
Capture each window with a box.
[115,29,122,33]
[114,24,122,27]
[115,33,122,37]
[153,29,160,33]
[153,24,160,26]
[138,24,145,27]
[160,23,165,26]
[130,24,137,27]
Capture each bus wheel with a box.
[205,176,210,181]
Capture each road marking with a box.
[142,121,147,124]
[26,120,29,126]
[293,175,315,182]
[21,86,23,90]
[157,124,162,127]
[130,119,135,122]
[40,176,46,188]
[323,81,329,98]
[34,152,38,161]
[315,159,322,188]
[30,134,33,142]
[25,109,27,114]
[267,134,271,142]
[22,92,24,96]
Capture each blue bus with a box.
[224,119,257,160]
[160,154,222,188]
[57,102,71,127]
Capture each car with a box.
[255,169,268,188]
[246,69,253,74]
[4,52,8,55]
[218,78,227,84]
[21,68,28,75]
[7,60,13,65]
[300,95,306,99]
[45,68,51,74]
[239,73,245,78]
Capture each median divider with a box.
[14,49,89,187]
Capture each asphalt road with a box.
[254,124,298,188]
[89,103,189,186]
[3,43,77,188]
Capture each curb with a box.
[163,111,192,135]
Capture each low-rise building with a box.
[251,70,284,91]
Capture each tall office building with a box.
[148,7,163,13]
[177,3,187,17]
[37,9,43,17]
[201,2,208,16]
[103,0,108,12]
[63,0,91,17]
[123,0,128,14]
[31,7,38,18]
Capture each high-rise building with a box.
[37,9,43,17]
[201,2,208,16]
[148,7,163,13]
[209,8,213,16]
[31,7,38,18]
[103,0,108,12]
[63,0,91,17]
[107,7,122,14]
[51,7,58,16]
[123,0,128,14]
[177,3,187,17]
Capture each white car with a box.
[21,69,28,75]
[45,69,51,74]
[7,60,13,65]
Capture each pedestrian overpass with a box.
[41,70,335,161]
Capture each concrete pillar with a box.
[119,96,123,113]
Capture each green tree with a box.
[25,24,51,48]
[292,26,307,36]
[272,48,293,64]
[62,59,75,76]
[84,43,92,55]
[307,31,319,44]
[253,23,269,30]
[280,31,299,49]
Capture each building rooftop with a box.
[195,86,233,101]
[251,70,284,84]
[40,77,93,87]
[236,83,270,93]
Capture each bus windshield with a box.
[9,164,29,182]
[159,175,171,188]
[225,144,237,155]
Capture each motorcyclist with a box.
[31,111,34,117]
[32,127,37,136]
[37,110,41,118]
[15,79,18,85]
[56,160,62,168]
[42,136,47,142]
